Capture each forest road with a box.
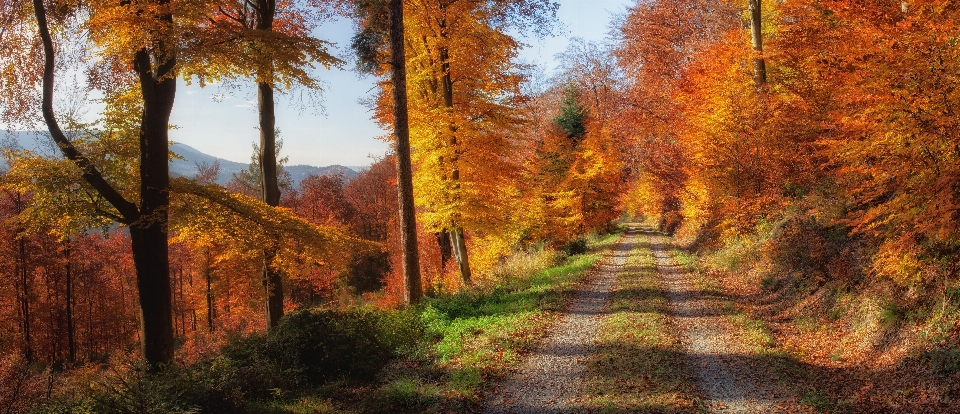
[650,230,798,413]
[482,227,635,414]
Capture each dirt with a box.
[483,228,804,413]
[650,230,798,413]
[483,228,635,414]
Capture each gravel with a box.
[483,228,636,414]
[651,231,794,413]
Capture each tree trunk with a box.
[748,0,766,86]
[132,27,177,366]
[389,0,423,305]
[437,10,472,286]
[65,243,74,364]
[256,0,284,329]
[205,247,215,332]
[32,0,176,370]
[450,227,471,286]
[19,234,31,363]
[436,232,453,268]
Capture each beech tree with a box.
[185,0,341,328]
[21,0,180,369]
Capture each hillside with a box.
[1,131,356,187]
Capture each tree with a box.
[748,0,766,86]
[25,0,178,369]
[350,0,424,304]
[358,0,558,283]
[186,0,342,328]
[388,0,423,304]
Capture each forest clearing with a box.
[1,0,959,412]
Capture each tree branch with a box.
[32,0,140,224]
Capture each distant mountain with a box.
[1,131,356,188]
[169,142,358,187]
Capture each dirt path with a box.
[483,228,636,414]
[650,231,793,413]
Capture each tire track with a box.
[650,231,793,413]
[483,228,636,414]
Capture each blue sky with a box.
[168,0,634,167]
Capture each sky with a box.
[168,0,634,168]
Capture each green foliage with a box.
[553,84,588,144]
[926,348,960,376]
[32,360,234,414]
[230,136,293,197]
[361,232,619,412]
[225,307,423,385]
[33,307,424,414]
[383,378,440,408]
[561,236,588,256]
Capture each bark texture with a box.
[256,0,285,330]
[748,0,766,86]
[388,0,423,304]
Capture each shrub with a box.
[928,348,960,376]
[260,307,422,384]
[32,307,426,414]
[562,237,588,256]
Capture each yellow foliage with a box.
[170,177,380,277]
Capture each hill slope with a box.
[1,131,356,188]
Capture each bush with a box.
[31,361,222,414]
[562,237,588,256]
[928,348,960,376]
[32,307,425,414]
[255,307,422,384]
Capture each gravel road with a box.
[483,228,635,414]
[650,231,793,413]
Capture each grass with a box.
[582,229,703,413]
[338,230,624,413]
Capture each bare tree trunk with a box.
[256,0,285,330]
[388,0,423,304]
[436,232,453,268]
[748,0,766,86]
[65,243,74,364]
[19,233,31,363]
[450,228,471,285]
[205,247,214,332]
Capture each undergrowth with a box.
[674,210,960,412]
[28,229,623,413]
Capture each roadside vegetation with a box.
[671,220,960,412]
[22,231,620,414]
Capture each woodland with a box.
[0,0,958,412]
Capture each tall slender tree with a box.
[256,0,284,328]
[186,0,341,328]
[388,0,423,304]
[30,0,177,368]
[748,0,766,86]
